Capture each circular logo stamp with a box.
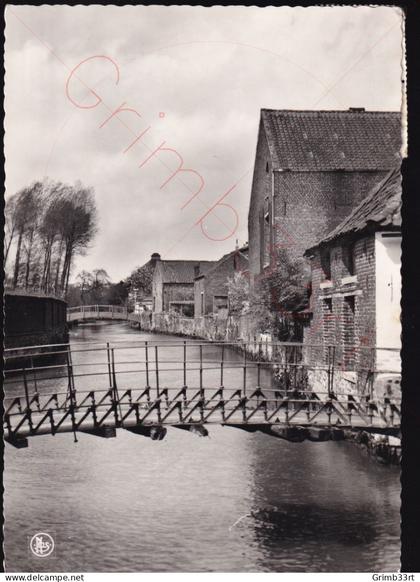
[29,533,55,558]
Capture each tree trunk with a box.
[65,256,72,295]
[4,225,16,269]
[13,230,23,288]
[60,244,71,293]
[24,230,35,289]
[42,239,52,292]
[54,239,64,293]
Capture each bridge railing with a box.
[67,305,127,312]
[3,339,401,410]
[3,340,401,445]
[67,305,128,321]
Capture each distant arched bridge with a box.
[67,305,127,323]
[3,339,401,448]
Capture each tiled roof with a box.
[261,109,402,171]
[160,260,216,283]
[195,246,249,279]
[307,168,401,251]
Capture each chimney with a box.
[194,264,200,278]
[348,107,365,112]
[150,253,161,267]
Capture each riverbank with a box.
[345,431,401,466]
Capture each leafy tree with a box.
[226,272,250,315]
[127,263,154,296]
[106,280,130,306]
[251,249,310,339]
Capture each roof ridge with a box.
[161,259,215,264]
[261,108,401,115]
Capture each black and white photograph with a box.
[3,4,406,574]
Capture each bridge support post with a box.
[173,424,208,437]
[66,348,78,437]
[124,425,167,440]
[23,368,34,434]
[5,435,29,448]
[80,426,117,439]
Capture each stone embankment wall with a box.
[129,311,274,357]
[129,312,364,394]
[5,292,68,349]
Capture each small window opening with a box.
[342,242,355,276]
[321,249,331,280]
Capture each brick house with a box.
[248,108,401,281]
[194,246,249,317]
[152,258,215,316]
[303,168,401,395]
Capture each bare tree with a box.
[38,181,68,293]
[6,178,98,297]
[76,270,94,304]
[4,194,19,270]
[75,269,111,304]
[58,184,98,295]
[11,183,42,288]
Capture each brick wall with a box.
[194,277,205,316]
[271,170,388,262]
[248,122,272,277]
[248,140,388,277]
[195,252,249,316]
[304,234,376,387]
[163,283,194,311]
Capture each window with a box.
[261,197,271,269]
[263,195,270,223]
[322,298,335,362]
[200,291,204,315]
[320,249,331,280]
[213,295,228,313]
[266,161,269,173]
[343,296,356,370]
[342,242,355,276]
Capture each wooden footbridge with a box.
[3,340,401,448]
[67,305,127,323]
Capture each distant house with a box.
[303,168,401,394]
[248,108,401,282]
[194,246,249,317]
[152,258,215,316]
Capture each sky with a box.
[5,5,405,282]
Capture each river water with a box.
[4,322,401,572]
